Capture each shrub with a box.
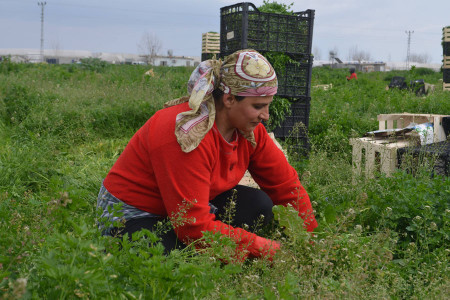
[1,84,39,124]
[77,58,110,73]
[361,172,449,253]
[1,59,449,298]
[412,67,437,76]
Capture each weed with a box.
[0,61,448,298]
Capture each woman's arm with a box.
[150,137,278,259]
[248,125,318,232]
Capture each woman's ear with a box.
[222,94,235,108]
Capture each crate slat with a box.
[202,32,220,54]
[201,46,220,53]
[377,113,449,143]
[443,27,450,42]
[444,56,450,69]
[444,82,450,91]
[350,137,415,178]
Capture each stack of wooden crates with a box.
[349,113,449,178]
[443,27,450,91]
[201,32,220,62]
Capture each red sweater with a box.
[104,102,317,257]
[346,72,357,80]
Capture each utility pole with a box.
[405,30,414,70]
[38,2,47,63]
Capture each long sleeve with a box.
[104,103,316,258]
[145,111,278,257]
[248,125,318,232]
[151,137,280,257]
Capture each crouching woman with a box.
[97,49,317,261]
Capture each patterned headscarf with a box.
[164,49,278,153]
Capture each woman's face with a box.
[227,95,273,133]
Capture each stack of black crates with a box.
[219,2,315,154]
[443,27,450,91]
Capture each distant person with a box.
[96,49,317,262]
[346,68,357,81]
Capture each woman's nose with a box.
[259,108,270,121]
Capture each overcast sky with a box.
[1,0,449,63]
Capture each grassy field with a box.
[0,59,449,299]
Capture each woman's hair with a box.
[212,88,245,102]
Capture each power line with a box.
[38,1,46,62]
[405,30,414,69]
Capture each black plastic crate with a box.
[275,56,313,99]
[201,53,218,62]
[444,69,450,83]
[443,41,450,56]
[389,76,408,89]
[220,2,315,59]
[409,79,426,95]
[397,141,450,176]
[272,98,310,137]
[272,99,310,155]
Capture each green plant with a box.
[361,172,449,254]
[1,61,449,299]
[263,51,299,131]
[259,0,294,14]
[1,84,39,124]
[266,96,291,131]
[77,57,109,73]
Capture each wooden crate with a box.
[350,137,414,178]
[444,56,450,69]
[443,27,450,42]
[444,82,450,91]
[313,83,333,90]
[377,113,449,143]
[201,32,220,54]
[350,113,450,178]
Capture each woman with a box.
[346,68,357,81]
[97,49,317,261]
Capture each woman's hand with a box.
[252,236,281,261]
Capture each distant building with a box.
[319,60,387,72]
[0,48,92,64]
[0,48,200,66]
[383,61,441,71]
[153,55,197,67]
[313,59,441,72]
